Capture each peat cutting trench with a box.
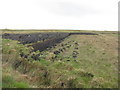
[2,32,98,52]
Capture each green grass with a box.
[3,75,29,88]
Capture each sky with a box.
[0,0,119,31]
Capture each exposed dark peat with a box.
[2,32,98,52]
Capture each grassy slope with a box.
[47,33,118,88]
[2,30,118,88]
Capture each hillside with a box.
[2,30,118,88]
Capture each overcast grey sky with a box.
[0,0,119,31]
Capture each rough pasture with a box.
[2,30,118,88]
